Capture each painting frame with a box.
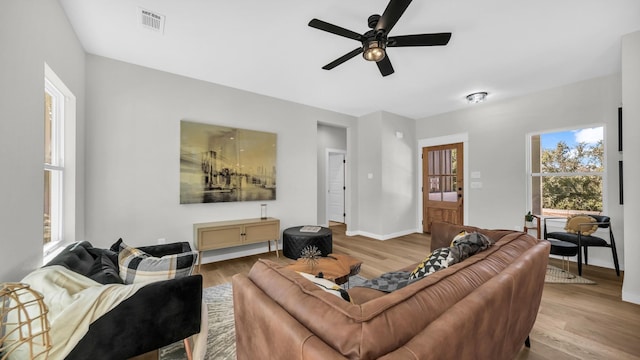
[180,120,277,204]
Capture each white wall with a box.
[621,31,640,304]
[0,0,85,281]
[317,124,347,226]
[416,75,624,273]
[84,55,355,263]
[355,111,417,239]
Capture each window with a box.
[43,64,76,257]
[44,78,64,245]
[427,146,459,202]
[530,126,604,217]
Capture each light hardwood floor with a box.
[198,224,640,359]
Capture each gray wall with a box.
[621,31,640,304]
[84,55,355,263]
[356,112,383,235]
[416,74,624,273]
[355,111,417,239]
[0,0,85,281]
[317,123,347,226]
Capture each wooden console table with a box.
[193,217,280,271]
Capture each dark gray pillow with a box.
[449,232,492,261]
[86,250,123,284]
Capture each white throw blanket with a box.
[8,266,147,360]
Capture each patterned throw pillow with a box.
[360,271,413,293]
[297,272,351,302]
[564,214,598,236]
[118,242,198,284]
[450,230,468,246]
[409,247,455,280]
[450,232,493,261]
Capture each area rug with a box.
[545,264,596,284]
[160,283,235,360]
[160,275,368,360]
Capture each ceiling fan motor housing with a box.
[368,14,381,29]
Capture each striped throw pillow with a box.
[118,242,198,284]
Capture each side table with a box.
[282,226,332,259]
[285,253,362,286]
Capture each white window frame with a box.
[44,78,65,247]
[44,63,76,258]
[526,124,608,227]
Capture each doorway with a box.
[422,142,464,232]
[327,150,346,224]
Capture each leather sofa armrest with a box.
[232,273,345,360]
[66,274,203,360]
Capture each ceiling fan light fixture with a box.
[466,92,488,104]
[363,40,386,62]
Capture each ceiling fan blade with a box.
[309,19,362,41]
[376,54,395,77]
[375,0,412,33]
[388,33,452,47]
[322,48,363,70]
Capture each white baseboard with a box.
[345,228,417,241]
[622,290,640,305]
[200,240,280,265]
[548,254,624,271]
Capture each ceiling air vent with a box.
[138,8,165,34]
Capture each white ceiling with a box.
[59,0,640,119]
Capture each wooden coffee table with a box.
[285,253,362,285]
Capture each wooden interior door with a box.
[422,143,464,233]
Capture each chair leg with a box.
[577,245,583,276]
[610,229,621,277]
[583,246,589,265]
[184,338,193,360]
[611,246,621,277]
[525,335,531,348]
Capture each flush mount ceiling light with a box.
[466,92,488,104]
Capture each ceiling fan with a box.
[308,0,451,77]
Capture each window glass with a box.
[530,127,604,217]
[428,149,458,202]
[44,79,64,245]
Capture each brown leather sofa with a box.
[232,221,550,360]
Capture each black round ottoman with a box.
[283,226,333,260]
[546,239,578,275]
[547,239,578,257]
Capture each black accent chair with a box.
[544,215,620,277]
